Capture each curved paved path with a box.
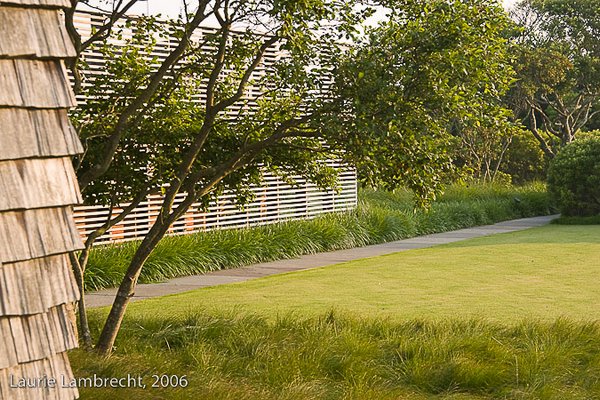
[86,214,558,307]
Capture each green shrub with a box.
[552,215,600,225]
[548,133,600,217]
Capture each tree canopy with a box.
[509,0,600,157]
[331,0,516,196]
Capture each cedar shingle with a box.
[0,8,75,58]
[0,59,76,108]
[0,352,78,400]
[0,207,84,264]
[0,109,82,160]
[0,254,79,316]
[0,3,83,396]
[0,157,82,211]
[0,304,76,369]
[0,0,70,8]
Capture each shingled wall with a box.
[0,0,82,399]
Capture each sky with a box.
[85,0,520,19]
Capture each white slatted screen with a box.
[72,12,357,244]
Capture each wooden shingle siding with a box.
[0,59,76,108]
[0,8,75,58]
[0,304,76,369]
[0,254,79,316]
[0,158,82,211]
[0,353,77,400]
[0,207,83,263]
[0,0,70,8]
[0,109,82,160]
[1,1,81,398]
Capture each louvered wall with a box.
[0,1,81,399]
[71,11,358,244]
[76,164,357,244]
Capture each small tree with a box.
[65,0,219,347]
[69,15,202,346]
[86,0,374,355]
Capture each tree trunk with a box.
[94,222,170,355]
[72,189,150,348]
[69,253,93,348]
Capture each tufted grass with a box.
[72,312,600,400]
[72,223,600,400]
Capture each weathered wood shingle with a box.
[0,254,79,316]
[0,157,82,211]
[0,59,76,108]
[0,109,82,160]
[0,304,77,369]
[1,2,83,397]
[0,0,70,8]
[0,352,78,400]
[0,8,75,58]
[0,207,83,264]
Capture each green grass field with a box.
[76,225,600,399]
[85,184,552,291]
[125,225,600,322]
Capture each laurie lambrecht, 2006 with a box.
[9,373,146,389]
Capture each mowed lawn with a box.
[126,225,600,322]
[77,224,600,400]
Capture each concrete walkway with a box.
[86,214,558,307]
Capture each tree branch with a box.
[77,2,212,190]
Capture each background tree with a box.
[509,0,600,158]
[498,130,548,184]
[332,0,517,195]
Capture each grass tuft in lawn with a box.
[72,311,600,400]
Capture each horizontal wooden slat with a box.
[0,7,75,59]
[0,157,82,211]
[0,352,78,400]
[0,59,76,108]
[0,207,84,263]
[75,167,357,244]
[0,254,79,316]
[0,108,82,160]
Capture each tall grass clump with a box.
[85,183,554,291]
[71,311,600,400]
